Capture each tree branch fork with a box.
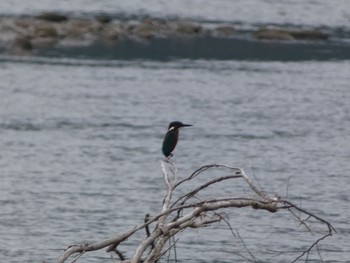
[56,161,335,263]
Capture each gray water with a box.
[0,58,349,262]
[1,0,350,262]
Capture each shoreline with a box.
[0,12,347,60]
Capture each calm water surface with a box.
[0,58,349,262]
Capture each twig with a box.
[144,213,154,250]
[70,251,84,263]
[56,162,335,263]
[285,176,291,200]
[290,232,332,263]
[114,249,125,261]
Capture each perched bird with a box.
[162,121,193,158]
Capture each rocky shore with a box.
[0,12,332,57]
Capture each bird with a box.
[162,121,193,158]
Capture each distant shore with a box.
[1,12,347,61]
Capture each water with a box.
[0,59,349,262]
[1,1,350,262]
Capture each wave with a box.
[0,119,151,132]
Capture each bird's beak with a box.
[181,124,193,127]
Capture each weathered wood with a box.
[56,161,335,263]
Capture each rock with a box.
[31,37,57,48]
[6,34,33,56]
[30,24,59,48]
[0,18,20,41]
[254,28,294,41]
[36,12,68,22]
[177,21,201,34]
[132,23,155,39]
[254,28,328,41]
[290,30,329,40]
[14,19,32,29]
[127,19,171,40]
[215,25,235,36]
[60,19,101,39]
[141,18,169,29]
[95,15,112,24]
[104,30,120,41]
[33,25,58,38]
[14,35,32,50]
[103,23,124,41]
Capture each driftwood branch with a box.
[56,161,335,263]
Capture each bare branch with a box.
[56,162,335,263]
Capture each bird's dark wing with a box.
[162,130,179,157]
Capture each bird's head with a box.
[168,121,193,130]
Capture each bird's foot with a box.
[164,154,173,162]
